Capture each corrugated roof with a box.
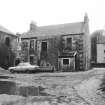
[22,22,84,38]
[0,25,15,35]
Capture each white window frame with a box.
[62,58,70,65]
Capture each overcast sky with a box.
[0,0,105,34]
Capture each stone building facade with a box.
[0,25,17,48]
[21,14,91,71]
[0,25,17,67]
[91,30,105,67]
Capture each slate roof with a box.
[59,51,77,58]
[22,21,85,39]
[0,25,15,35]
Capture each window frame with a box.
[63,58,70,65]
[30,39,35,49]
[41,41,48,52]
[65,37,72,50]
[22,41,29,50]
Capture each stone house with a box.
[21,14,91,71]
[91,30,105,67]
[0,25,16,46]
[0,25,17,67]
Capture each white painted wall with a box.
[97,44,105,63]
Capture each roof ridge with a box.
[37,21,83,28]
[22,21,84,38]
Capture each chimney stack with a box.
[30,21,37,31]
[84,13,89,23]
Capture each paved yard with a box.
[0,68,105,105]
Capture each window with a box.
[5,37,10,46]
[30,40,34,49]
[41,41,47,52]
[22,41,28,49]
[63,58,69,65]
[17,37,21,43]
[66,37,72,50]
